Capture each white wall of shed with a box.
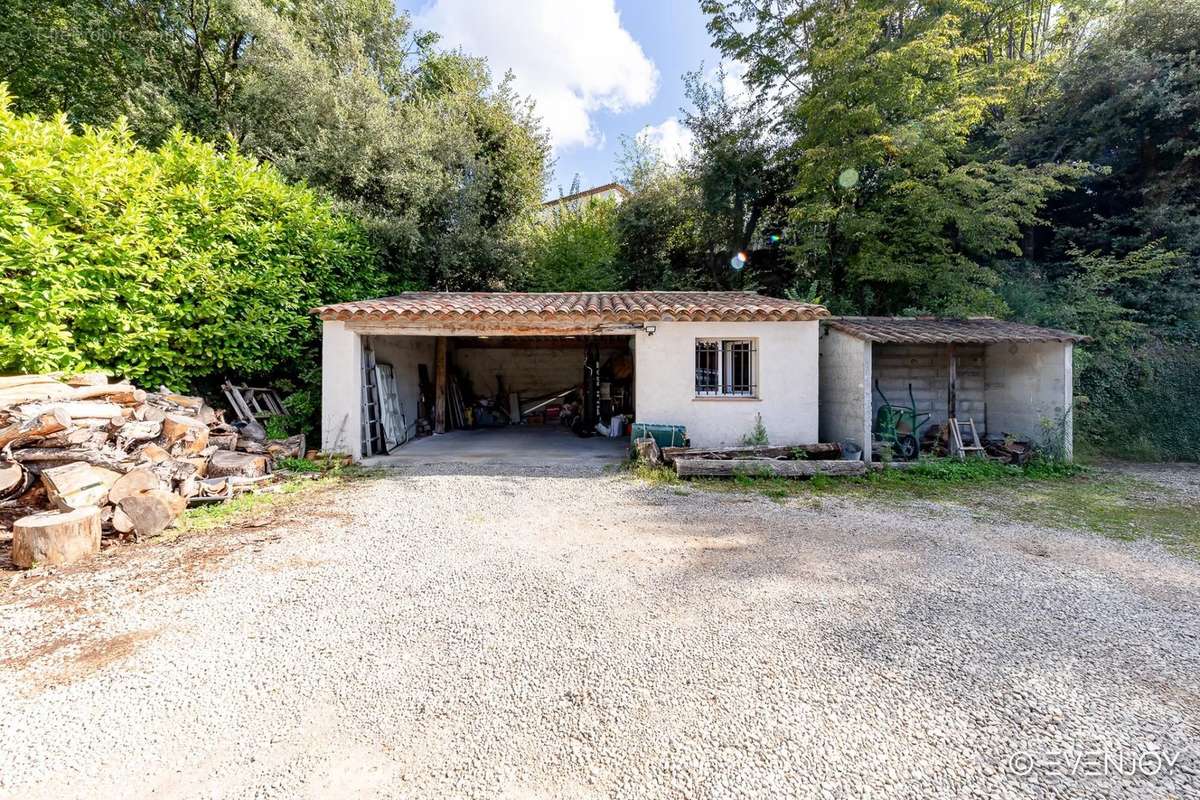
[320,320,363,456]
[634,320,819,448]
[366,335,436,443]
[818,328,872,458]
[984,341,1074,460]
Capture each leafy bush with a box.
[0,90,384,393]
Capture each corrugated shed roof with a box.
[314,292,830,324]
[824,317,1087,344]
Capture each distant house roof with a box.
[314,291,829,324]
[823,317,1087,344]
[542,182,631,208]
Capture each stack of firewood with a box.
[1,373,304,563]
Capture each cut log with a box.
[161,414,209,454]
[69,382,143,402]
[18,400,125,420]
[0,407,71,449]
[0,382,75,406]
[0,374,62,390]
[661,443,843,463]
[117,420,162,445]
[71,416,120,429]
[111,505,134,534]
[139,405,167,423]
[181,456,209,478]
[138,442,170,463]
[118,489,186,538]
[1,461,28,498]
[195,404,218,426]
[157,392,203,410]
[107,468,161,506]
[207,450,270,479]
[11,506,102,568]
[40,461,122,510]
[209,431,238,451]
[11,446,131,472]
[635,436,663,466]
[674,458,867,479]
[265,435,305,460]
[65,372,110,387]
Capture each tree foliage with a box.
[523,200,621,293]
[1,0,550,291]
[0,91,382,389]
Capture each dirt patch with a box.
[69,629,160,676]
[0,633,81,671]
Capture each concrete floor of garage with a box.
[361,425,630,467]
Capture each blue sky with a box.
[397,0,725,197]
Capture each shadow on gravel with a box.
[620,478,1200,795]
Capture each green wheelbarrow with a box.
[873,381,932,461]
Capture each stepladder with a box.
[949,417,985,459]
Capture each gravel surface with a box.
[2,464,1199,799]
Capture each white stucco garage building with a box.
[313,292,830,459]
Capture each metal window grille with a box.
[695,339,757,396]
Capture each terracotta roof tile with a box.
[824,317,1087,344]
[313,292,830,324]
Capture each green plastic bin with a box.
[629,422,688,449]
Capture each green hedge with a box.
[0,90,383,390]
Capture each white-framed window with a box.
[695,339,757,397]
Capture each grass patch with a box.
[1002,477,1200,557]
[632,454,1199,559]
[624,462,680,485]
[274,456,324,473]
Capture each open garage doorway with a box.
[359,333,634,464]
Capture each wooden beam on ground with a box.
[434,336,447,434]
[661,443,842,463]
[674,458,866,479]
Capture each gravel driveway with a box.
[2,464,1198,799]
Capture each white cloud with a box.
[415,0,659,151]
[636,116,694,165]
[717,60,752,104]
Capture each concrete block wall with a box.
[452,342,626,400]
[872,343,986,430]
[984,341,1073,458]
[818,328,872,455]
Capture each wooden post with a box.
[947,343,958,420]
[434,336,447,434]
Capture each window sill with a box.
[693,395,761,402]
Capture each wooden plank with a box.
[434,336,447,434]
[661,443,842,462]
[675,459,866,478]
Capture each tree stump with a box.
[11,506,102,568]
